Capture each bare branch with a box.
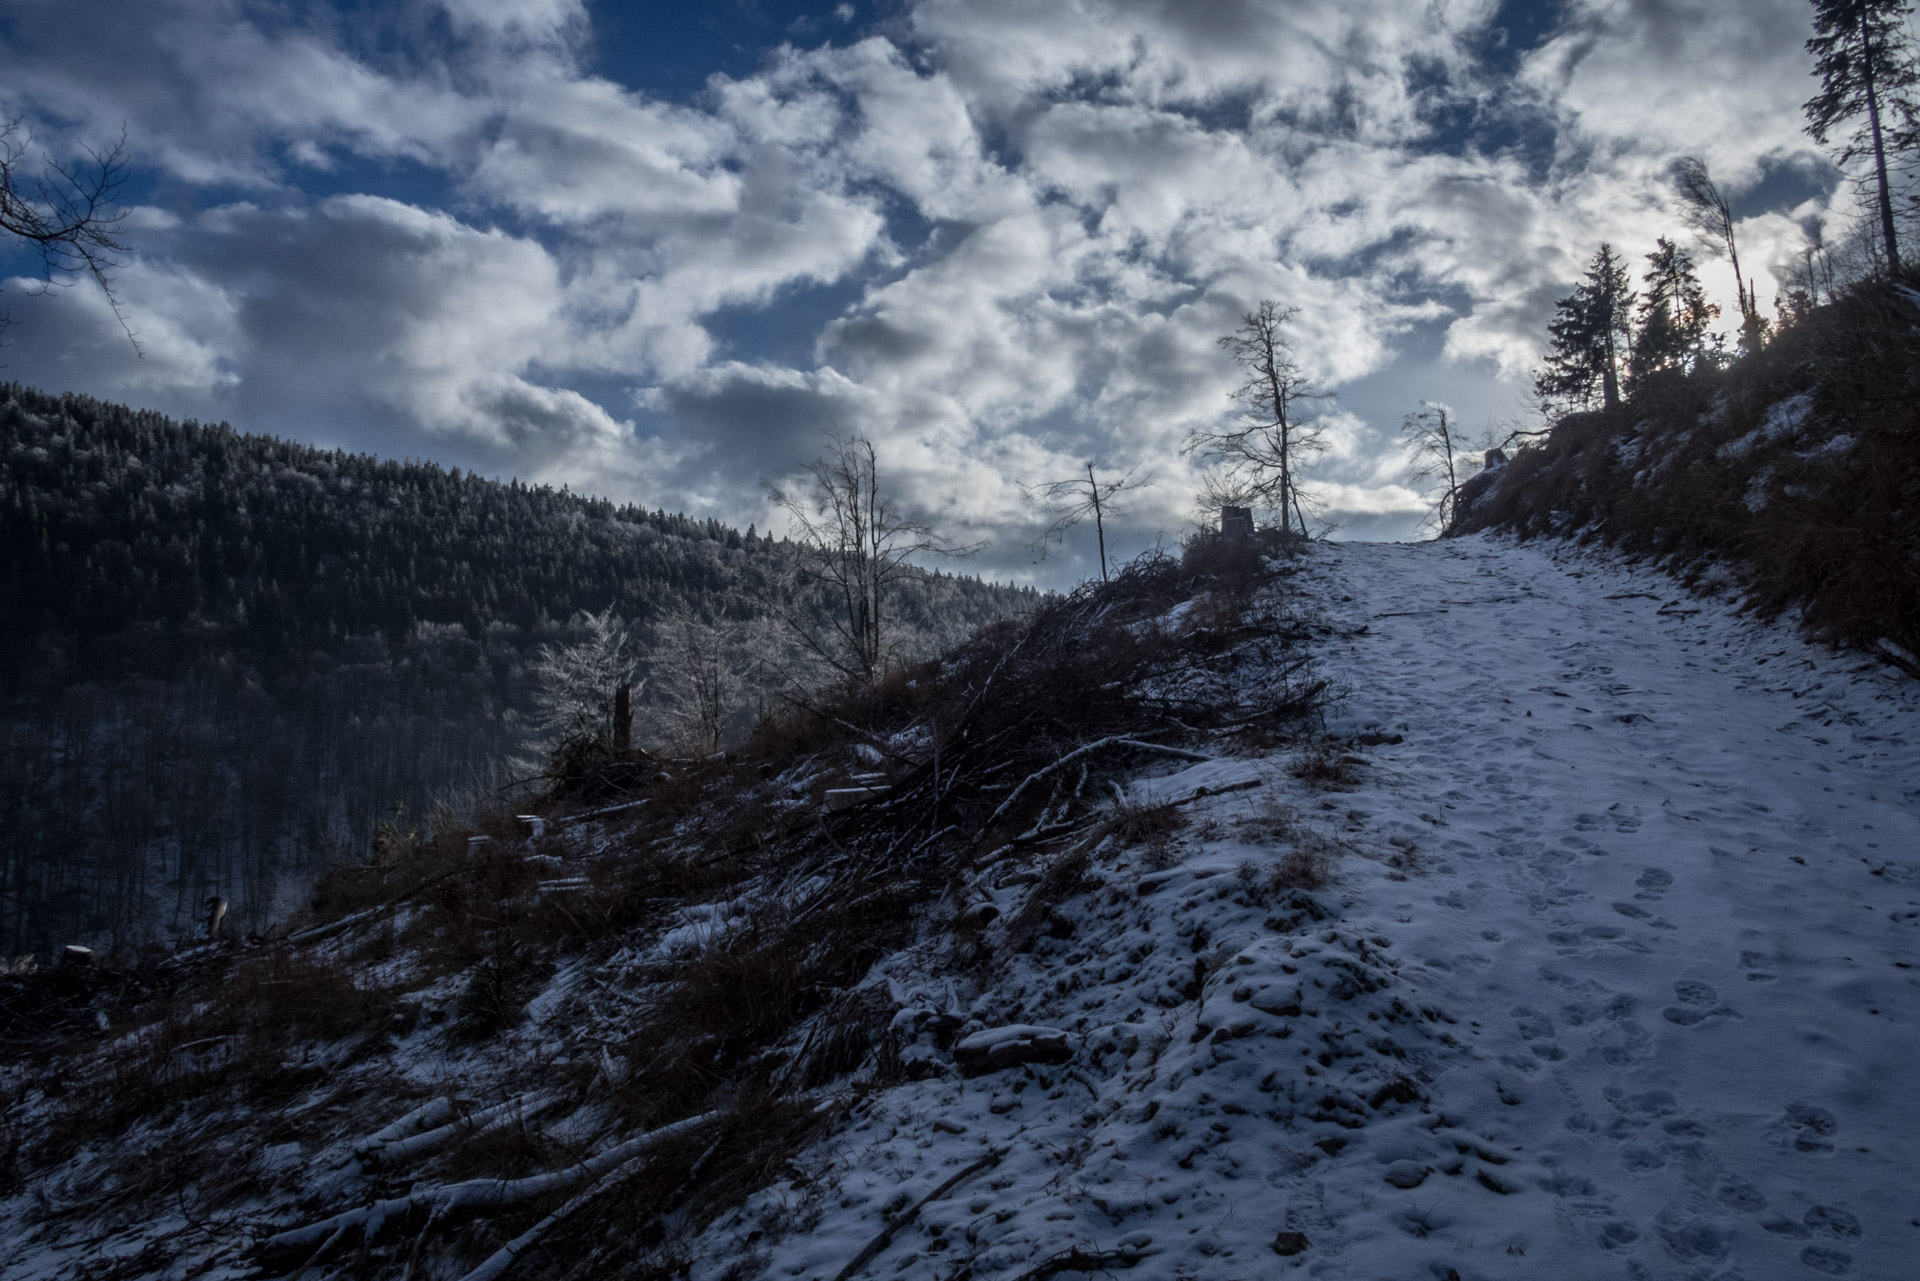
[767,433,981,683]
[1021,461,1148,582]
[1183,301,1332,537]
[0,118,140,354]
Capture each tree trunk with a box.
[1862,11,1902,274]
[1087,463,1108,582]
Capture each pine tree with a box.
[1630,238,1719,390]
[1805,0,1917,274]
[1534,244,1636,412]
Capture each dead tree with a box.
[1185,301,1332,538]
[1402,401,1472,533]
[767,434,977,684]
[1023,461,1146,582]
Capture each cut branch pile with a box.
[8,535,1327,1281]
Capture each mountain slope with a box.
[4,535,1914,1279]
[675,534,1918,1279]
[0,383,1034,950]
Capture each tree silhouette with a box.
[1805,0,1917,274]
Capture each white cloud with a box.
[0,0,1851,579]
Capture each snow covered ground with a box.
[702,534,1920,1280]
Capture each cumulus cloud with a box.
[0,0,1849,578]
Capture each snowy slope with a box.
[695,534,1920,1281]
[5,534,1913,1281]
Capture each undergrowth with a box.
[1452,276,1920,665]
[1,531,1332,1280]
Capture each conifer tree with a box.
[1805,0,1917,274]
[1534,244,1636,412]
[1630,238,1719,390]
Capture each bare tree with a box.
[1185,301,1333,538]
[1672,156,1764,347]
[0,119,137,350]
[1023,461,1147,582]
[767,434,978,684]
[1402,401,1476,534]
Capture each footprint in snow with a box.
[1714,1177,1768,1212]
[1634,867,1674,898]
[1801,1244,1855,1274]
[1597,1219,1640,1250]
[1741,949,1780,982]
[1774,1103,1841,1155]
[1654,1211,1732,1264]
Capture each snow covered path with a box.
[696,533,1918,1281]
[1308,535,1920,1278]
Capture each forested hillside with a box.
[0,385,1034,954]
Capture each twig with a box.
[1012,1246,1148,1279]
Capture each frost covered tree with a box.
[649,609,774,755]
[1805,0,1917,274]
[1535,244,1636,412]
[527,608,637,749]
[1186,301,1333,538]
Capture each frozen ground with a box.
[701,534,1920,1280]
[6,534,1914,1281]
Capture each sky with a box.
[0,0,1853,585]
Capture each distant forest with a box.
[0,384,1034,954]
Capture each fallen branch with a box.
[988,738,1211,828]
[1165,777,1263,806]
[258,1112,715,1265]
[453,1150,652,1281]
[340,1096,457,1165]
[363,1092,559,1169]
[831,1148,1004,1281]
[1013,1245,1152,1278]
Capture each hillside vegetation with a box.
[1450,279,1920,670]
[0,534,1331,1281]
[0,385,1033,952]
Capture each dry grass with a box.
[1452,276,1920,664]
[1290,741,1362,789]
[12,535,1334,1280]
[29,945,398,1172]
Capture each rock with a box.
[1384,1160,1431,1189]
[1271,1230,1310,1256]
[952,1024,1071,1076]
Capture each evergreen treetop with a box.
[1535,243,1636,413]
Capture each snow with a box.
[6,533,1915,1281]
[1718,392,1815,458]
[694,533,1919,1280]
